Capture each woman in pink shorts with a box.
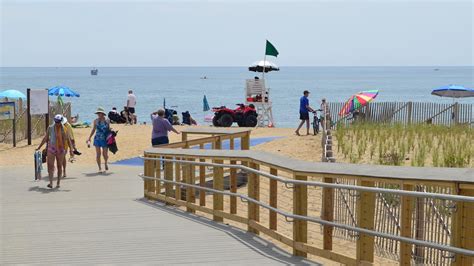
[37,115,74,189]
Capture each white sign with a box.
[30,89,49,115]
[246,79,266,96]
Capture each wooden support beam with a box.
[154,156,161,195]
[199,144,206,206]
[293,174,308,257]
[248,162,260,234]
[143,155,153,197]
[175,157,181,200]
[164,158,174,205]
[241,132,250,150]
[186,158,196,213]
[452,185,474,266]
[356,180,376,264]
[213,158,224,222]
[400,184,415,266]
[181,132,188,142]
[230,160,237,214]
[269,168,278,230]
[322,176,334,251]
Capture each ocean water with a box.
[1,67,473,128]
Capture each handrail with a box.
[141,157,474,203]
[139,173,474,257]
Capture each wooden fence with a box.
[142,130,474,265]
[328,101,473,127]
[0,99,71,144]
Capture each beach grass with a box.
[335,123,473,168]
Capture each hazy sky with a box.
[1,0,473,67]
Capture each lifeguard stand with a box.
[245,78,275,127]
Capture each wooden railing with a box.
[142,131,474,265]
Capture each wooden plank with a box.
[144,155,153,197]
[248,162,260,234]
[400,184,415,266]
[269,168,278,230]
[213,158,224,222]
[356,180,376,263]
[452,185,474,266]
[322,176,334,251]
[149,192,248,225]
[293,174,308,257]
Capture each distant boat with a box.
[91,68,98,75]
[434,68,440,71]
[200,76,208,79]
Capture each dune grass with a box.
[335,123,473,168]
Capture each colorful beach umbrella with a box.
[203,95,210,112]
[0,89,26,99]
[339,90,379,117]
[431,85,474,98]
[48,86,80,97]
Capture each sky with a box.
[0,0,473,67]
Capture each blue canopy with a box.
[203,95,210,112]
[48,86,80,97]
[0,90,26,99]
[431,85,474,98]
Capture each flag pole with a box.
[262,40,266,80]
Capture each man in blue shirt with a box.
[296,90,314,136]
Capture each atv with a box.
[212,104,258,127]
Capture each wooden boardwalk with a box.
[0,164,318,265]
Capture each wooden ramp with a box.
[0,165,318,265]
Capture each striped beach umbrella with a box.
[339,90,379,117]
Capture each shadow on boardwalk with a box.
[137,198,319,266]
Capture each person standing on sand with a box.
[296,90,314,136]
[150,109,180,146]
[87,107,111,173]
[36,114,74,188]
[126,90,137,124]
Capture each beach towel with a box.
[106,130,118,154]
[34,150,43,180]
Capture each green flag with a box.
[265,40,279,57]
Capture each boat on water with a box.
[91,68,98,75]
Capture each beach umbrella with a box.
[339,90,379,117]
[248,60,279,73]
[48,86,80,97]
[0,90,26,99]
[431,85,474,98]
[203,95,210,112]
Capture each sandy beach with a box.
[0,125,323,167]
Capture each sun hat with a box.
[94,107,106,115]
[61,116,68,125]
[54,114,63,123]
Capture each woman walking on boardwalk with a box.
[87,107,111,173]
[36,114,74,188]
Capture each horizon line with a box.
[1,65,473,68]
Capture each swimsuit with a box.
[47,124,67,155]
[94,119,110,148]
